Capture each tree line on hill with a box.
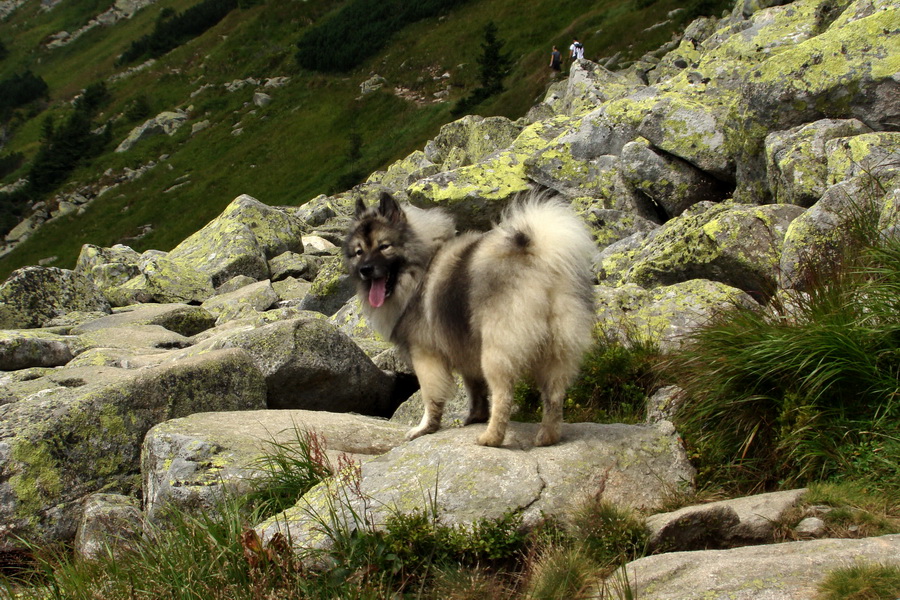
[0,83,110,236]
[295,0,470,72]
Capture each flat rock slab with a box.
[258,420,694,553]
[619,533,900,600]
[142,410,407,523]
[646,488,808,550]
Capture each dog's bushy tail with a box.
[497,196,596,285]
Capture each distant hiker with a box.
[550,46,561,72]
[569,37,584,61]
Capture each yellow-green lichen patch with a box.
[9,439,63,523]
[826,132,900,185]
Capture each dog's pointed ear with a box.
[354,197,368,218]
[378,192,405,224]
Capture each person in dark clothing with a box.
[549,46,561,72]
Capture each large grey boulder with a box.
[172,316,396,416]
[765,118,873,207]
[735,6,900,201]
[779,171,900,290]
[646,488,808,551]
[75,244,142,305]
[114,252,215,305]
[74,493,143,561]
[167,194,306,288]
[257,421,694,554]
[142,410,407,524]
[621,202,804,302]
[115,110,188,153]
[617,534,900,600]
[201,279,278,325]
[69,302,216,338]
[620,139,728,218]
[595,280,758,352]
[0,348,266,550]
[0,267,111,329]
[423,115,523,171]
[0,330,78,371]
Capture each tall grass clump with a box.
[670,195,900,491]
[816,562,900,600]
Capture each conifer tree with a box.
[476,21,512,94]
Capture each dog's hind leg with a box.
[533,352,582,446]
[462,376,489,425]
[534,371,567,447]
[406,351,455,441]
[477,357,516,447]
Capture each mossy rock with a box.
[0,348,266,550]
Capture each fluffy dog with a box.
[344,192,595,447]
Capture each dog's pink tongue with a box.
[368,278,387,308]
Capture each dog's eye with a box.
[378,243,391,251]
[355,248,363,256]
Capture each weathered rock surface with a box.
[257,421,695,552]
[74,493,144,561]
[0,348,266,548]
[618,534,900,600]
[646,488,808,551]
[0,266,111,329]
[142,410,407,523]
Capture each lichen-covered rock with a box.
[142,410,407,525]
[620,139,729,217]
[167,194,306,287]
[298,257,355,316]
[765,118,873,206]
[779,171,899,290]
[201,279,278,325]
[75,244,143,306]
[272,276,313,304]
[268,251,316,282]
[0,348,266,550]
[70,303,216,338]
[623,202,804,302]
[174,316,396,416]
[575,205,659,250]
[74,493,143,561]
[736,5,900,200]
[115,110,188,153]
[408,118,568,230]
[423,115,523,171]
[595,280,758,352]
[257,421,694,555]
[367,150,441,191]
[0,266,111,329]
[0,330,78,371]
[559,60,637,117]
[825,131,900,185]
[115,253,215,304]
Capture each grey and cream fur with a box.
[344,192,595,447]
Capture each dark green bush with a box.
[118,0,239,65]
[295,0,470,73]
[0,71,49,120]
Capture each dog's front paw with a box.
[405,425,435,441]
[476,429,504,447]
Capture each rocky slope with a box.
[1,0,899,596]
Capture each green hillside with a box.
[0,0,723,279]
